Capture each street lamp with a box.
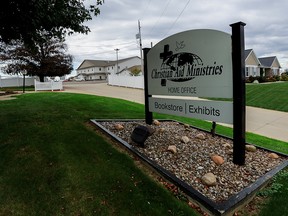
[114,48,120,73]
[22,70,27,93]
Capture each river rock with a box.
[222,143,232,149]
[114,123,124,130]
[202,173,217,186]
[245,145,257,152]
[184,124,190,128]
[211,155,225,165]
[196,133,206,140]
[153,120,161,126]
[167,145,177,154]
[181,136,190,144]
[268,153,279,159]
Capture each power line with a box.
[67,41,136,48]
[163,0,191,37]
[140,0,152,20]
[148,0,172,34]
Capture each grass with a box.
[246,82,288,112]
[0,93,197,216]
[0,91,287,215]
[204,81,288,112]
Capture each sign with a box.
[147,29,232,98]
[144,22,247,165]
[149,97,233,124]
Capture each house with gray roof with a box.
[245,49,261,77]
[258,56,281,76]
[76,56,141,80]
[245,49,281,77]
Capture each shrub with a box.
[273,75,281,81]
[281,73,288,81]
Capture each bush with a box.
[273,75,281,81]
[281,73,288,81]
[246,76,258,83]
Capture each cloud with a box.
[66,0,288,70]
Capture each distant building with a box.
[258,56,281,76]
[245,49,281,77]
[76,56,141,81]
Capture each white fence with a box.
[34,80,63,91]
[0,76,34,88]
[108,75,144,89]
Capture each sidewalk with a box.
[63,82,288,143]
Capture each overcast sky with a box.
[66,0,288,73]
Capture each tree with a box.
[0,35,73,82]
[130,66,142,76]
[0,0,104,46]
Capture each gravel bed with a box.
[99,120,287,202]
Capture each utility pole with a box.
[136,20,143,74]
[114,48,119,74]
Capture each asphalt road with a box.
[63,81,288,143]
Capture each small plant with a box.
[258,169,288,197]
[130,67,142,76]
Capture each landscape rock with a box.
[167,145,177,154]
[211,155,225,165]
[153,120,161,126]
[114,123,124,130]
[157,128,165,133]
[202,173,217,186]
[268,153,279,159]
[99,120,287,202]
[227,149,233,155]
[245,145,257,152]
[196,133,206,140]
[181,136,190,144]
[184,123,190,128]
[222,143,232,149]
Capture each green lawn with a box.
[0,93,198,216]
[0,92,287,215]
[246,82,288,112]
[204,81,288,112]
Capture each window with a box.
[253,67,256,76]
[245,67,249,77]
[99,68,101,71]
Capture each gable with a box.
[245,49,260,66]
[80,60,95,69]
[77,60,116,70]
[271,57,281,68]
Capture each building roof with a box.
[245,49,253,59]
[76,60,115,70]
[258,56,278,67]
[76,56,141,70]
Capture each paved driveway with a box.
[63,81,288,143]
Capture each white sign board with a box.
[149,97,233,124]
[147,29,232,98]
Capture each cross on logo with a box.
[160,44,173,62]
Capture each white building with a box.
[76,56,142,81]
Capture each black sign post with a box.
[143,48,153,125]
[230,22,246,165]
